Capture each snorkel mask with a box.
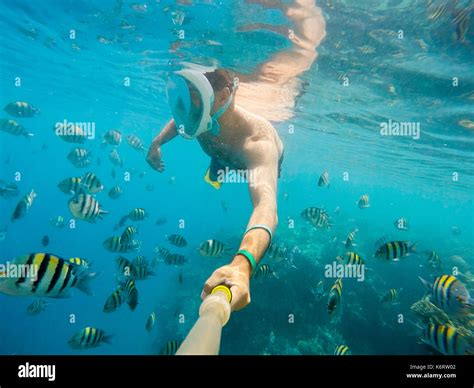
[166,69,234,139]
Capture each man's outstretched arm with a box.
[201,141,279,311]
[146,119,178,172]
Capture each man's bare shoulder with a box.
[236,105,283,161]
[237,104,274,129]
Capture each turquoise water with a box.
[0,0,473,355]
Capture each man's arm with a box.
[151,119,178,148]
[233,141,279,272]
[147,119,179,172]
[201,140,279,310]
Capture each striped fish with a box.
[380,288,401,304]
[154,246,170,258]
[375,241,416,261]
[358,45,375,54]
[420,324,474,355]
[318,171,330,187]
[453,6,471,42]
[68,193,107,222]
[164,253,187,266]
[67,148,89,164]
[4,101,40,117]
[300,207,332,229]
[103,288,124,313]
[132,264,154,280]
[254,264,277,279]
[0,119,34,137]
[26,299,47,315]
[146,312,156,332]
[199,239,228,257]
[80,172,103,194]
[428,3,448,20]
[57,177,83,195]
[153,247,170,266]
[427,250,441,269]
[103,236,138,253]
[344,228,359,248]
[103,130,122,145]
[68,327,113,349]
[334,345,351,355]
[419,275,474,316]
[167,234,187,247]
[109,148,123,167]
[328,278,342,314]
[160,340,180,355]
[132,255,147,267]
[55,124,87,143]
[357,194,370,209]
[128,208,147,221]
[108,186,123,199]
[115,256,135,277]
[11,189,36,222]
[122,279,139,310]
[126,134,147,152]
[266,243,287,262]
[0,253,97,297]
[338,251,364,265]
[120,226,139,247]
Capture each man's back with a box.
[197,105,283,171]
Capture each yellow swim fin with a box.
[204,169,221,190]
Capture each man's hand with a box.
[146,143,165,172]
[201,260,251,311]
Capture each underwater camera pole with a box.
[176,285,232,355]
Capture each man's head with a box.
[203,69,238,114]
[166,67,238,139]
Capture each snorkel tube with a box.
[176,285,232,355]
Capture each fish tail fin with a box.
[418,276,432,290]
[75,271,100,296]
[409,242,418,253]
[98,210,109,219]
[405,317,424,332]
[102,334,114,344]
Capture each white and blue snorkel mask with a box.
[165,69,234,140]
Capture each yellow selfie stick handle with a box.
[176,285,232,355]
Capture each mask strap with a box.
[209,89,234,136]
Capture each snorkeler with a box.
[147,0,325,311]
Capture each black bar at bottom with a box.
[0,355,472,386]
